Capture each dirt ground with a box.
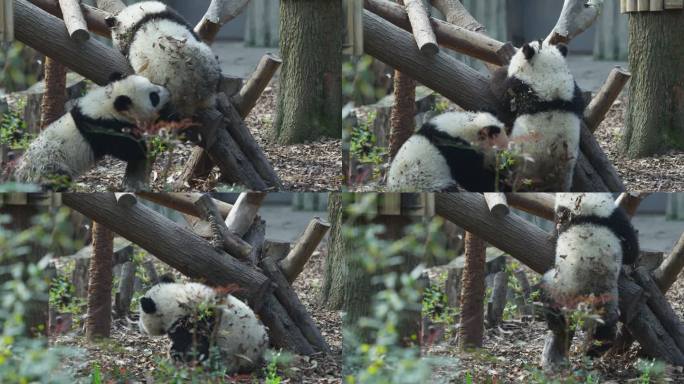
[423,267,684,383]
[73,84,341,192]
[50,247,342,383]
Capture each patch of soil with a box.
[50,246,342,383]
[424,267,684,383]
[73,84,341,192]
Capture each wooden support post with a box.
[62,193,271,307]
[114,261,135,317]
[194,194,253,260]
[58,0,89,42]
[403,0,438,55]
[653,232,684,292]
[259,294,315,355]
[364,0,511,65]
[233,54,283,117]
[486,270,508,327]
[483,193,509,218]
[579,123,625,191]
[261,257,330,353]
[505,193,555,221]
[27,0,109,37]
[280,217,331,283]
[585,67,632,133]
[224,192,267,237]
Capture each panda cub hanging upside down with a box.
[138,276,269,373]
[541,193,639,371]
[386,111,509,192]
[14,74,170,188]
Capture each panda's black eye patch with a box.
[114,95,133,112]
[150,92,160,107]
[140,297,157,314]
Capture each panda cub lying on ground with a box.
[541,193,639,371]
[491,40,585,191]
[14,74,170,188]
[139,275,269,373]
[106,1,221,118]
[387,111,509,192]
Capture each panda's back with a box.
[387,135,455,192]
[550,223,622,299]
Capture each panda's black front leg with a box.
[122,159,151,192]
[586,299,620,358]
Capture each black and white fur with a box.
[139,276,269,373]
[387,111,508,192]
[492,40,585,191]
[541,193,639,370]
[106,1,221,118]
[14,74,170,187]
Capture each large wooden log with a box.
[579,123,625,191]
[136,193,233,218]
[61,193,271,307]
[15,0,131,85]
[365,0,509,65]
[585,67,631,133]
[483,193,509,218]
[547,0,603,45]
[505,193,555,221]
[194,194,253,259]
[259,294,315,355]
[194,0,251,44]
[653,232,684,292]
[363,10,497,113]
[233,54,283,118]
[280,217,331,283]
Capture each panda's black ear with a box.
[114,95,132,112]
[522,43,536,61]
[556,43,569,57]
[108,72,124,84]
[105,16,118,29]
[159,273,175,284]
[140,297,157,314]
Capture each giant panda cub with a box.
[14,74,170,188]
[387,111,508,192]
[106,1,221,118]
[492,40,585,191]
[540,193,639,370]
[139,276,269,373]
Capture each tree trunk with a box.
[40,57,67,128]
[459,231,486,350]
[321,193,347,310]
[274,0,342,144]
[85,222,114,340]
[622,11,684,158]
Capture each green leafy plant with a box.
[0,106,32,150]
[637,358,666,384]
[264,350,284,384]
[350,111,387,168]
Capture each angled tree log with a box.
[195,0,251,44]
[259,294,315,355]
[579,122,625,191]
[62,193,271,307]
[484,193,509,218]
[404,0,438,55]
[194,194,253,259]
[585,67,631,133]
[505,193,555,221]
[58,0,89,42]
[225,192,267,237]
[280,217,331,283]
[616,192,650,217]
[28,0,110,37]
[653,232,684,292]
[137,192,233,218]
[261,256,330,353]
[243,217,266,265]
[547,0,604,45]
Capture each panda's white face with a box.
[431,111,509,150]
[555,193,616,219]
[139,281,215,336]
[79,75,170,126]
[507,40,575,102]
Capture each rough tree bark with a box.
[85,221,114,340]
[458,231,486,350]
[622,10,684,157]
[274,0,342,144]
[40,57,67,128]
[321,193,348,310]
[387,0,416,160]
